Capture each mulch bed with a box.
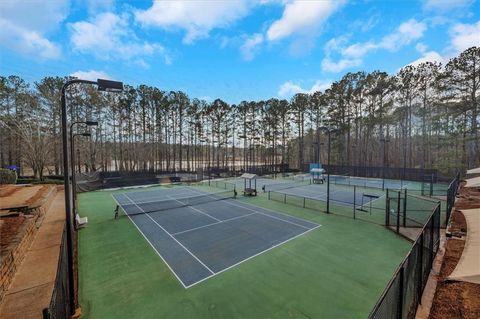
[0,215,26,254]
[428,185,480,319]
[0,185,19,198]
[25,185,51,207]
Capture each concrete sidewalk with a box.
[0,190,65,319]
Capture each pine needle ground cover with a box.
[78,185,410,319]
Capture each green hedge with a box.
[16,178,64,185]
[0,169,17,184]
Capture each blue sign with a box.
[6,165,18,172]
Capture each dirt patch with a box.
[428,209,480,319]
[0,215,26,253]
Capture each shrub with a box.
[0,168,17,184]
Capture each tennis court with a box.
[112,187,319,287]
[271,183,383,209]
[329,175,407,189]
[203,176,312,192]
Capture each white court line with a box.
[187,188,318,230]
[111,194,188,289]
[171,212,257,236]
[116,189,321,289]
[184,224,321,289]
[165,194,222,222]
[123,193,215,275]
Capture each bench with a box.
[75,213,88,228]
[243,188,257,196]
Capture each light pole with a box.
[239,135,247,172]
[70,121,97,213]
[61,78,122,314]
[319,127,338,214]
[253,136,260,172]
[380,137,390,190]
[70,131,93,213]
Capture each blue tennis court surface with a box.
[330,175,407,189]
[271,184,383,208]
[113,187,319,288]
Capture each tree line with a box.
[0,47,478,180]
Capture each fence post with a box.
[303,197,306,208]
[403,189,407,227]
[268,191,270,200]
[385,189,390,226]
[430,217,434,267]
[396,191,401,234]
[353,185,356,219]
[397,266,404,319]
[429,174,434,196]
[418,232,424,304]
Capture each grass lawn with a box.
[78,184,411,319]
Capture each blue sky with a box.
[0,0,479,104]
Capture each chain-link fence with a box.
[386,189,442,231]
[446,172,460,224]
[42,223,72,319]
[267,185,387,225]
[368,204,441,319]
[308,164,440,182]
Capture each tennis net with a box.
[264,179,312,191]
[116,190,235,217]
[200,179,237,191]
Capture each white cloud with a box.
[321,58,362,73]
[322,18,427,73]
[424,0,473,11]
[0,0,68,33]
[343,42,377,58]
[86,0,115,15]
[343,19,426,58]
[416,42,428,53]
[240,33,264,61]
[379,19,427,51]
[267,0,345,42]
[135,1,252,44]
[70,70,113,81]
[70,12,171,64]
[278,80,332,97]
[405,20,480,68]
[449,21,480,53]
[407,51,444,67]
[134,59,150,69]
[0,0,67,59]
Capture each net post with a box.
[353,185,356,219]
[284,193,286,204]
[396,191,401,234]
[303,196,306,208]
[268,191,270,200]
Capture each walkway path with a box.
[0,190,65,319]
